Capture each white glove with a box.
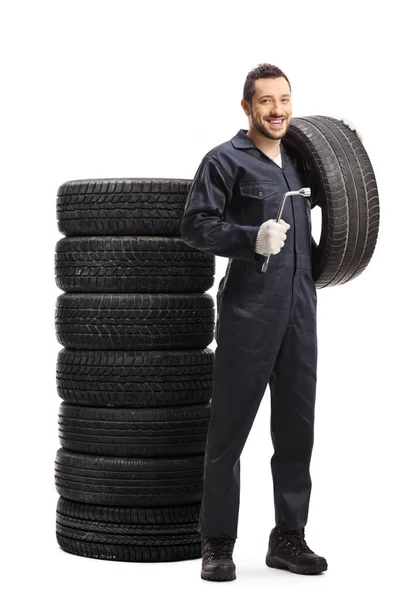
[340,117,363,143]
[255,219,290,256]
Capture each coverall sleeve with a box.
[180,157,264,262]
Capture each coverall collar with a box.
[230,128,287,169]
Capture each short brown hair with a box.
[243,63,291,105]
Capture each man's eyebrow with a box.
[259,94,291,99]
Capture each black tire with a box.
[55,292,214,350]
[54,236,214,293]
[56,496,201,531]
[56,178,192,237]
[56,348,214,408]
[54,448,205,506]
[56,531,200,562]
[284,115,380,287]
[56,497,201,562]
[55,497,201,561]
[58,402,211,457]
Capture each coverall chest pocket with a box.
[238,180,279,226]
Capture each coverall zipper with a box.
[256,150,297,317]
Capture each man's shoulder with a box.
[203,138,235,163]
[193,131,245,183]
[199,132,246,178]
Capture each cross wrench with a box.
[261,187,312,273]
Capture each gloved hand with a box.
[255,218,290,256]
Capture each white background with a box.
[2,0,398,598]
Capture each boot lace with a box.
[279,528,313,555]
[204,535,235,560]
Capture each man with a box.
[180,63,328,581]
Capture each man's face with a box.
[242,77,293,140]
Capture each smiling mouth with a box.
[265,118,286,129]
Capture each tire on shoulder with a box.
[284,115,379,287]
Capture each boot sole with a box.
[266,554,328,575]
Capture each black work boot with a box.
[265,525,328,575]
[200,535,236,581]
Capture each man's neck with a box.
[246,128,281,159]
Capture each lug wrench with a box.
[261,187,311,273]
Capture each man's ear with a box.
[340,117,364,143]
[241,98,250,116]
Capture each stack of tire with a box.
[54,178,216,562]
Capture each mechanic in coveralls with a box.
[180,63,328,581]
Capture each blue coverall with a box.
[180,128,317,538]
